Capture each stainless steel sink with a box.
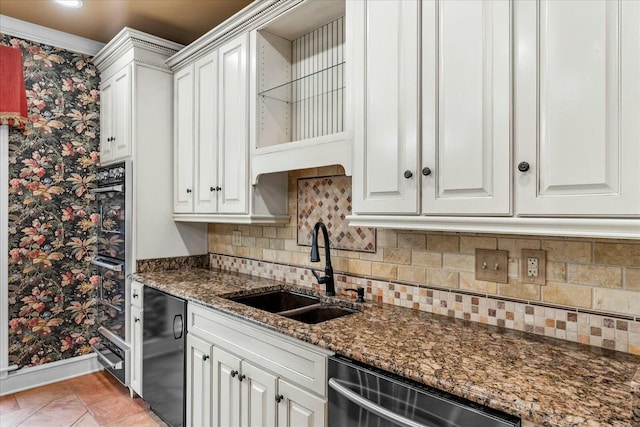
[228,290,357,324]
[228,290,319,313]
[283,306,356,324]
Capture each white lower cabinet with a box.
[129,281,144,397]
[242,361,277,427]
[186,303,330,427]
[129,305,143,397]
[276,379,326,427]
[186,334,213,427]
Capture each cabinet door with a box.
[351,0,420,214]
[276,379,326,427]
[422,0,511,215]
[212,347,241,427]
[174,65,195,214]
[515,0,640,216]
[186,334,212,427]
[218,34,249,214]
[241,361,277,427]
[99,78,114,163]
[130,305,143,397]
[111,65,132,161]
[195,51,219,214]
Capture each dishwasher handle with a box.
[328,378,437,427]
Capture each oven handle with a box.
[328,378,436,427]
[90,185,123,193]
[91,258,123,272]
[91,344,123,370]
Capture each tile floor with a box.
[0,371,167,426]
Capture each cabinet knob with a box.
[403,170,413,179]
[518,162,530,172]
[230,370,238,377]
[237,374,246,382]
[210,187,215,192]
[134,317,140,323]
[216,186,222,191]
[202,354,209,361]
[133,292,138,298]
[275,394,284,403]
[422,167,432,176]
[186,188,192,193]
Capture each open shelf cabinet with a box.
[250,0,351,182]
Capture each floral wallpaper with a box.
[2,34,101,368]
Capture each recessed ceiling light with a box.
[54,0,83,8]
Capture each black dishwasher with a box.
[329,356,520,427]
[143,287,186,427]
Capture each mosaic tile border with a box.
[210,253,640,355]
[297,175,376,253]
[136,255,209,273]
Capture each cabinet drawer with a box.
[188,303,331,396]
[131,281,144,309]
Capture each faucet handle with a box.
[311,269,327,283]
[345,287,365,303]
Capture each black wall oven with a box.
[90,161,132,386]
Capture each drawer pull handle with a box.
[275,394,284,403]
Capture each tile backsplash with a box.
[207,167,640,355]
[297,174,375,252]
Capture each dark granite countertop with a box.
[132,268,640,427]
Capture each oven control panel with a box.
[96,162,127,186]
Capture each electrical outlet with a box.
[527,257,538,277]
[522,249,546,285]
[232,231,242,246]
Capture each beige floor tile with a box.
[0,406,41,427]
[0,395,20,415]
[103,410,168,427]
[17,395,87,427]
[70,412,100,427]
[86,394,146,425]
[13,381,73,410]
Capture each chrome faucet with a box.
[310,221,335,296]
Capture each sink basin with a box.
[283,306,356,324]
[228,290,319,313]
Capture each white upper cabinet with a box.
[170,30,289,224]
[173,52,220,215]
[350,0,420,214]
[218,34,249,214]
[348,0,640,238]
[173,65,195,214]
[422,0,511,215]
[195,52,219,214]
[515,0,640,216]
[100,65,131,164]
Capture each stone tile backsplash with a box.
[210,253,640,355]
[207,167,640,355]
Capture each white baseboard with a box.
[0,354,103,396]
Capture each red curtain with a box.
[0,45,28,129]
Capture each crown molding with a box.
[92,27,183,72]
[0,14,104,55]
